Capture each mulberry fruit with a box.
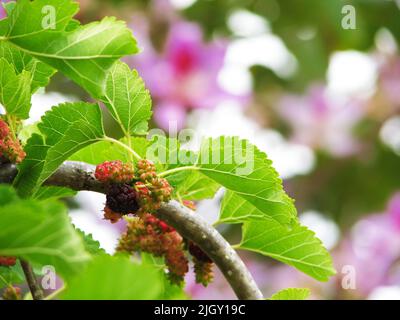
[103,206,123,224]
[2,286,21,300]
[189,242,214,286]
[106,183,139,215]
[152,178,173,203]
[95,160,135,183]
[193,258,214,286]
[0,119,25,164]
[117,213,188,285]
[0,256,17,267]
[188,242,212,263]
[137,159,157,183]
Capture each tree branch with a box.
[20,260,44,300]
[0,161,263,300]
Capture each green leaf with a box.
[238,218,336,281]
[0,42,55,92]
[69,136,150,165]
[0,186,90,279]
[0,58,31,119]
[269,288,310,300]
[61,255,164,300]
[175,171,220,201]
[0,263,25,289]
[6,0,78,35]
[2,1,16,15]
[14,102,105,197]
[140,253,187,299]
[0,185,19,205]
[148,135,197,169]
[221,192,335,281]
[102,61,152,135]
[33,186,76,200]
[3,0,138,97]
[160,278,188,300]
[220,190,291,224]
[197,137,296,225]
[69,140,129,164]
[18,122,40,144]
[74,228,106,255]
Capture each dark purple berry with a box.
[106,183,139,214]
[188,242,212,263]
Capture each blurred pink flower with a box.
[378,56,400,107]
[334,195,400,296]
[278,86,365,157]
[128,20,246,130]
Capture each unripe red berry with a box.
[0,120,10,138]
[0,256,17,267]
[0,119,25,164]
[137,159,157,183]
[95,161,135,183]
[158,220,175,233]
[134,181,150,196]
[144,213,158,225]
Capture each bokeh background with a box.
[13,0,400,299]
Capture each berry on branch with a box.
[95,160,135,183]
[136,159,157,183]
[117,213,188,285]
[106,183,139,215]
[193,258,214,287]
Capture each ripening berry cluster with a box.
[95,160,213,286]
[0,119,25,164]
[94,160,173,224]
[117,214,189,285]
[95,160,135,183]
[117,201,214,286]
[189,242,214,286]
[135,159,173,210]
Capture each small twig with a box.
[102,136,142,161]
[0,162,263,300]
[20,260,44,300]
[158,165,197,177]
